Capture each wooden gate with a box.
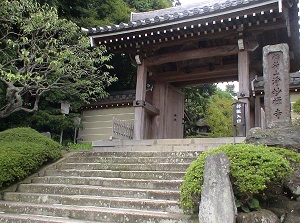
[165,86,184,139]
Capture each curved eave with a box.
[88,0,282,49]
[88,0,279,36]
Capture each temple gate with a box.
[87,0,300,139]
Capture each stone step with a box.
[72,151,202,158]
[44,169,185,180]
[0,213,104,223]
[92,138,244,152]
[31,176,182,190]
[0,201,195,223]
[3,192,182,213]
[64,156,197,164]
[0,147,208,222]
[93,145,210,152]
[17,183,181,200]
[56,162,190,172]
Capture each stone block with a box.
[199,152,237,223]
[263,43,291,128]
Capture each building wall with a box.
[290,92,300,122]
[80,106,134,142]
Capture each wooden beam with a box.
[173,75,238,87]
[145,45,238,66]
[154,64,238,82]
[133,100,160,116]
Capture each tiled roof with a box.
[82,90,136,110]
[254,72,300,89]
[87,0,270,35]
[131,0,241,21]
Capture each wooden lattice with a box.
[112,118,134,140]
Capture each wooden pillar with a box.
[133,62,147,140]
[152,81,167,139]
[238,41,251,134]
[254,96,261,127]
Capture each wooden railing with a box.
[112,118,134,140]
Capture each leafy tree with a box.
[37,0,175,92]
[125,0,172,12]
[205,90,235,137]
[38,0,176,27]
[183,84,217,137]
[225,83,237,98]
[37,0,133,27]
[0,0,117,118]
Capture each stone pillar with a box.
[133,62,147,140]
[263,44,291,128]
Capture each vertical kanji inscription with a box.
[263,44,291,128]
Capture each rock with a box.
[285,213,300,223]
[264,195,289,221]
[245,126,300,152]
[266,208,286,222]
[265,195,291,209]
[265,196,300,223]
[236,209,280,223]
[284,200,300,223]
[284,163,300,199]
[199,152,237,223]
[265,182,284,196]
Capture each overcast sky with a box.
[179,0,220,6]
[180,0,199,5]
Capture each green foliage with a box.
[293,98,300,114]
[66,142,92,150]
[38,0,132,27]
[125,0,172,12]
[0,0,116,118]
[38,0,173,27]
[180,143,299,214]
[0,127,63,189]
[235,197,261,213]
[205,90,235,137]
[183,84,217,137]
[225,83,237,98]
[29,109,81,131]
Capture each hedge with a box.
[0,127,63,189]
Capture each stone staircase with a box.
[0,138,244,222]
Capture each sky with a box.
[180,0,219,6]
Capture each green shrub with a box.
[180,143,300,214]
[0,127,63,188]
[293,98,300,114]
